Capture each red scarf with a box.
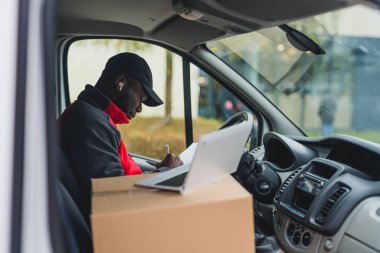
[104,101,142,175]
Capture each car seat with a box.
[57,146,90,226]
[56,181,93,253]
[56,145,93,253]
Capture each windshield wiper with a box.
[279,24,325,55]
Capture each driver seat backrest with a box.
[56,143,93,253]
[56,180,93,253]
[57,145,90,226]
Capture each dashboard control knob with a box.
[293,231,301,245]
[258,181,270,193]
[324,239,334,251]
[299,174,304,179]
[319,181,324,187]
[302,232,312,246]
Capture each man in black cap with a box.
[58,53,182,222]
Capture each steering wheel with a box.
[221,112,281,204]
[219,111,254,156]
[219,111,253,130]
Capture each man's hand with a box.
[155,153,183,169]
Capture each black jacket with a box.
[58,85,141,223]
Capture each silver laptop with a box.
[134,119,252,194]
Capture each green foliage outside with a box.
[119,116,380,160]
[118,117,221,159]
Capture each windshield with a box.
[207,5,380,143]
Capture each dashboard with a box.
[251,132,380,253]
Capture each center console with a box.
[272,158,354,252]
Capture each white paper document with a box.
[179,143,198,164]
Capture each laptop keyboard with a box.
[156,172,188,187]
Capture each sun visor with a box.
[173,0,353,31]
[57,19,143,36]
[152,16,227,51]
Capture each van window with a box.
[67,39,257,159]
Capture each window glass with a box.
[207,5,380,144]
[190,64,256,144]
[67,39,186,159]
[67,39,257,159]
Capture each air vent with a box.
[274,169,300,202]
[316,187,348,225]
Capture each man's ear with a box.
[114,74,127,92]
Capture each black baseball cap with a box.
[104,52,163,107]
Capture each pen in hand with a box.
[155,144,183,170]
[165,144,170,156]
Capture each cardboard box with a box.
[91,174,255,253]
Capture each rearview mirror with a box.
[279,24,325,55]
